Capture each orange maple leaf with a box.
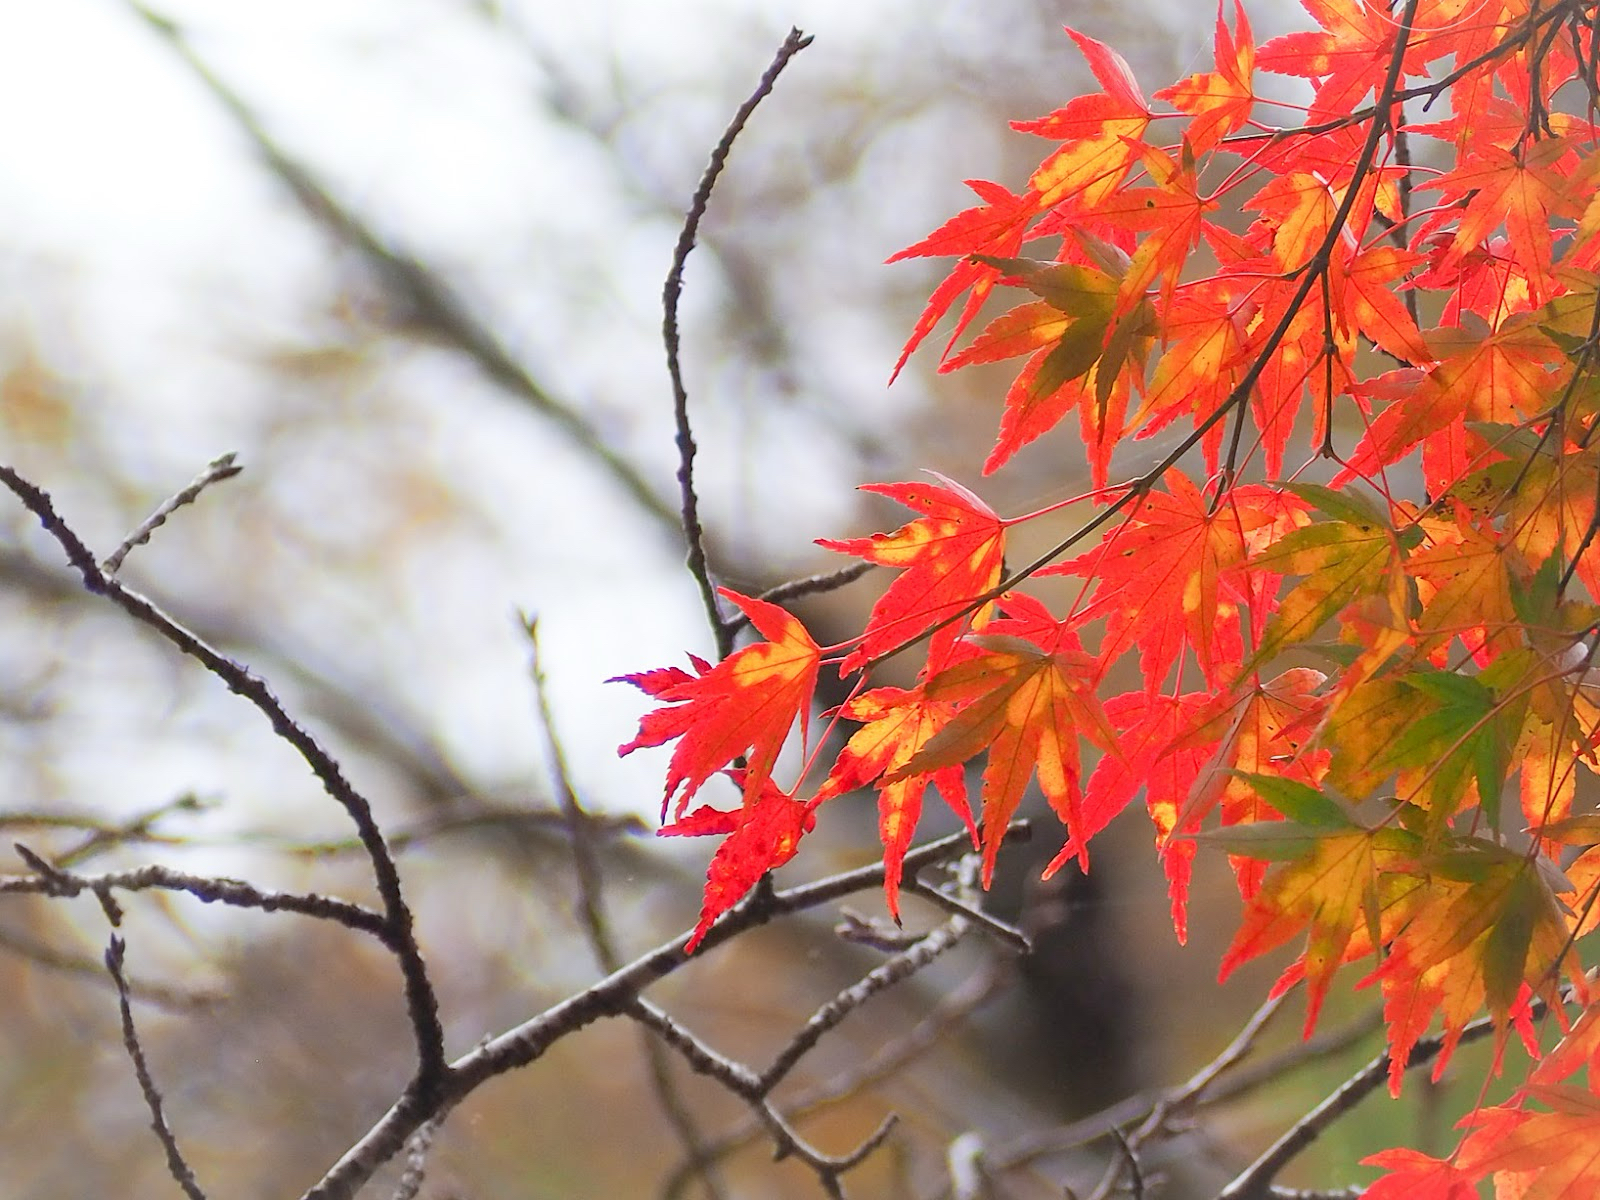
[660,775,817,953]
[814,684,976,919]
[1256,0,1443,120]
[1365,848,1583,1093]
[818,474,1006,674]
[1407,508,1524,664]
[1246,486,1411,670]
[1335,312,1570,486]
[1153,0,1257,155]
[1216,782,1419,1034]
[1361,1148,1480,1200]
[1418,138,1583,305]
[1178,666,1331,900]
[1022,27,1152,212]
[886,592,1117,883]
[613,589,819,818]
[1458,1086,1600,1198]
[1533,995,1600,1088]
[1136,281,1253,453]
[1090,142,1217,314]
[1337,242,1433,365]
[946,256,1156,481]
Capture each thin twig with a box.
[0,923,220,1012]
[0,465,447,1088]
[1109,1128,1145,1200]
[0,542,485,823]
[1200,1007,1385,1108]
[101,452,241,576]
[989,992,1365,1181]
[265,803,646,857]
[662,27,813,658]
[524,616,616,965]
[389,1120,438,1200]
[627,997,764,1095]
[3,855,388,936]
[1083,992,1292,1200]
[300,822,1025,1200]
[664,958,1009,1198]
[902,877,1031,953]
[106,935,208,1200]
[759,914,970,1093]
[947,1132,993,1200]
[716,562,874,636]
[55,792,211,868]
[523,616,729,1200]
[630,996,896,1198]
[1217,1006,1513,1199]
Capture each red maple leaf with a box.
[1050,471,1277,692]
[1073,689,1217,941]
[1361,1148,1480,1200]
[660,775,818,953]
[888,180,1039,380]
[613,589,820,817]
[818,474,1007,674]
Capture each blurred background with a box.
[0,1,1449,1197]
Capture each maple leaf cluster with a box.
[617,0,1600,1192]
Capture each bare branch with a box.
[524,616,618,967]
[758,914,969,1093]
[300,821,1024,1200]
[626,998,764,1096]
[664,959,1008,1198]
[1217,1006,1512,1200]
[266,803,646,858]
[54,793,210,868]
[101,452,242,576]
[902,877,1030,954]
[0,545,487,823]
[947,1131,993,1200]
[663,27,813,657]
[0,464,446,1086]
[628,997,897,1198]
[3,855,387,936]
[718,562,873,636]
[388,1120,439,1200]
[106,935,208,1200]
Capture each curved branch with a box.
[663,27,814,657]
[1217,1007,1510,1199]
[0,464,447,1090]
[2,857,388,937]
